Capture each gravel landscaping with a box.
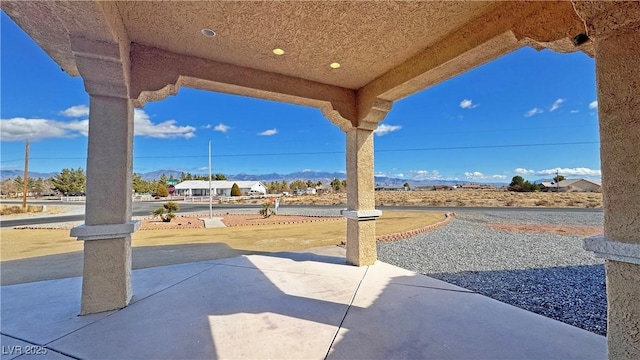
[377,209,607,336]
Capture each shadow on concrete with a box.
[427,264,607,335]
[264,249,347,265]
[0,243,267,286]
[1,250,607,359]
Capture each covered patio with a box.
[1,1,639,358]
[1,246,606,359]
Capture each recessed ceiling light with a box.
[201,28,216,37]
[273,48,285,55]
[330,62,341,69]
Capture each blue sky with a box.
[1,11,600,182]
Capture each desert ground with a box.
[251,189,603,208]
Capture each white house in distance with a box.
[174,180,267,197]
[540,179,601,192]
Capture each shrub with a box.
[230,183,242,196]
[429,199,445,206]
[566,200,578,207]
[0,205,44,215]
[259,201,276,218]
[507,176,540,192]
[152,201,179,222]
[156,183,169,197]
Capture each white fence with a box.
[60,194,281,202]
[62,194,154,202]
[60,196,86,202]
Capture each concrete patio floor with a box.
[1,246,606,360]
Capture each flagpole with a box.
[209,140,213,219]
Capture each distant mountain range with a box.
[0,169,508,187]
[0,170,57,180]
[136,170,507,187]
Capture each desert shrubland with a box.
[279,189,602,208]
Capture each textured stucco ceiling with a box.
[1,1,590,123]
[116,1,497,90]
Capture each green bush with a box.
[259,201,276,218]
[152,201,179,222]
[156,183,169,197]
[507,176,540,192]
[230,183,242,196]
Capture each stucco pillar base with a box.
[606,260,640,360]
[80,237,132,315]
[344,127,378,266]
[346,218,377,266]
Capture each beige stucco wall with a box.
[80,95,135,314]
[81,237,132,315]
[346,129,375,211]
[346,219,377,266]
[606,260,640,359]
[580,2,640,358]
[594,21,640,245]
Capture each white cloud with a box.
[525,107,543,117]
[444,113,464,121]
[514,168,537,176]
[60,105,90,117]
[408,170,442,180]
[570,110,579,114]
[373,124,402,136]
[213,123,231,133]
[463,171,507,181]
[376,169,442,181]
[0,117,86,141]
[1,107,197,141]
[133,109,196,139]
[464,171,485,180]
[550,98,565,112]
[589,100,598,110]
[62,119,89,136]
[515,167,601,178]
[258,128,277,136]
[459,99,478,109]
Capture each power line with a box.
[0,140,599,163]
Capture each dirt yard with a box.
[489,223,603,237]
[140,214,342,230]
[266,189,602,208]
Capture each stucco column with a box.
[596,28,640,360]
[576,3,640,358]
[70,95,139,315]
[342,128,380,266]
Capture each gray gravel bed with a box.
[457,209,604,227]
[377,211,607,335]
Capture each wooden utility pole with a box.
[22,139,29,211]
